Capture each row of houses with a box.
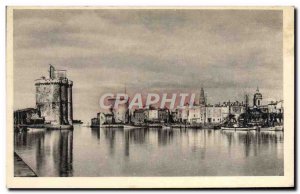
[91,112,114,126]
[92,102,246,126]
[91,88,284,126]
[133,107,170,124]
[170,101,246,124]
[130,100,283,125]
[91,107,170,126]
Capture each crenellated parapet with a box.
[35,79,71,86]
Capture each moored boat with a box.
[100,124,123,128]
[221,126,257,131]
[275,125,284,131]
[162,125,172,130]
[260,125,283,131]
[123,125,143,130]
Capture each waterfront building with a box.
[170,111,179,123]
[91,117,99,127]
[179,87,249,125]
[88,86,283,127]
[108,96,129,124]
[184,100,246,125]
[133,109,146,124]
[221,104,230,122]
[199,106,206,123]
[257,100,284,125]
[144,106,159,122]
[158,108,170,123]
[173,109,180,122]
[179,105,189,123]
[188,106,201,124]
[269,100,284,124]
[35,65,73,126]
[229,101,246,118]
[99,112,114,125]
[205,105,223,123]
[267,100,284,114]
[173,109,181,122]
[91,112,114,126]
[14,108,44,125]
[174,107,188,123]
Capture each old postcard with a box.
[6,6,294,188]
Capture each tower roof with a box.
[254,86,262,96]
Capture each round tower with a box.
[35,65,73,127]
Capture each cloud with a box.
[13,9,283,121]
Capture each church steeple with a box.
[199,87,206,106]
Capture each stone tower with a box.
[35,65,73,126]
[199,87,206,106]
[253,86,262,107]
[108,96,129,124]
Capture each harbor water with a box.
[14,125,283,177]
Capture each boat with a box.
[260,125,283,131]
[27,127,45,131]
[15,124,45,129]
[275,125,284,131]
[99,124,143,129]
[162,125,172,130]
[123,125,143,130]
[100,124,123,128]
[15,124,73,131]
[221,126,257,131]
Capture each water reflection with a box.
[14,126,284,177]
[91,127,100,140]
[15,129,73,177]
[221,131,283,158]
[157,129,174,145]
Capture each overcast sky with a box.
[13,9,283,122]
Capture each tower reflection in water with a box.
[14,126,283,177]
[14,129,73,177]
[221,130,283,160]
[102,127,149,157]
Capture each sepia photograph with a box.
[6,6,294,188]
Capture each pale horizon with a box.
[13,9,283,122]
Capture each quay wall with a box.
[14,152,37,177]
